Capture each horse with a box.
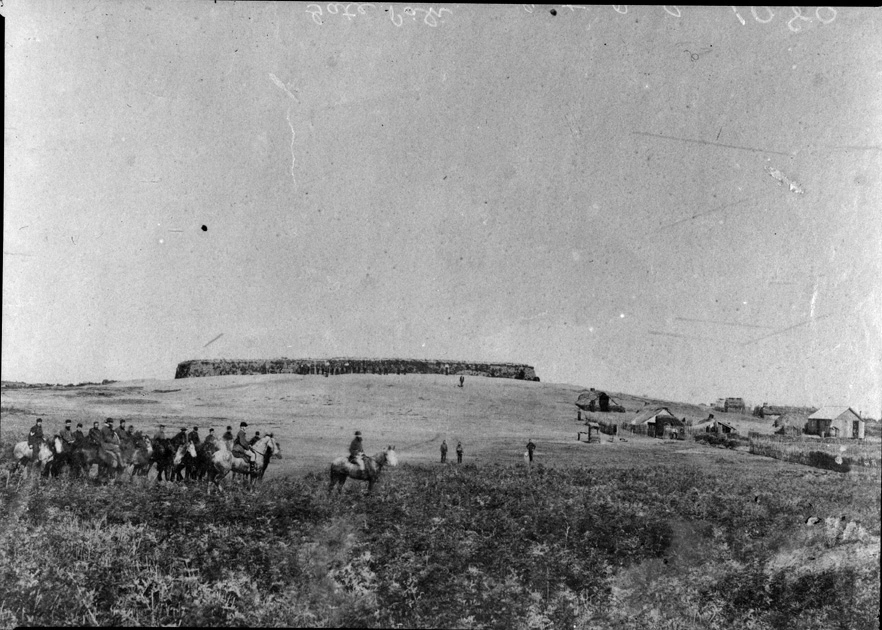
[69,440,123,481]
[328,446,398,494]
[171,442,197,482]
[125,436,154,481]
[208,435,280,491]
[46,435,77,479]
[150,438,177,482]
[12,440,55,480]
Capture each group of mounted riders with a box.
[19,416,275,484]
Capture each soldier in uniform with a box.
[88,421,102,445]
[171,428,187,449]
[233,422,255,471]
[153,424,167,443]
[60,419,76,447]
[349,431,365,471]
[100,418,122,468]
[28,418,44,461]
[188,426,201,446]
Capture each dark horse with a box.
[328,446,398,494]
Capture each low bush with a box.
[0,461,878,628]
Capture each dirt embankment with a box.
[175,358,539,381]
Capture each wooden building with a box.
[806,407,865,439]
[631,407,683,438]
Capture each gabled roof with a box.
[807,407,861,421]
[716,421,737,431]
[631,407,676,425]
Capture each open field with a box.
[1,375,880,628]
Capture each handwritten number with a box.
[306,4,323,24]
[389,4,403,27]
[787,6,812,32]
[750,6,774,23]
[730,6,746,24]
[815,7,837,24]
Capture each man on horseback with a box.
[88,421,102,445]
[204,428,217,448]
[349,431,365,472]
[100,418,123,469]
[60,419,76,447]
[222,426,233,442]
[153,424,166,442]
[28,418,44,462]
[188,426,201,446]
[249,431,262,447]
[232,422,256,472]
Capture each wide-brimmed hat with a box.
[64,419,71,425]
[240,422,248,427]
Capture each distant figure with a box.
[74,423,85,445]
[249,431,261,446]
[349,431,365,472]
[459,375,465,388]
[440,440,448,463]
[526,439,536,463]
[222,425,234,441]
[233,422,255,471]
[456,441,463,463]
[153,424,167,442]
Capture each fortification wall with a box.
[175,358,539,381]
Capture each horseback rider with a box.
[204,428,217,448]
[222,425,233,442]
[88,421,102,446]
[232,422,256,472]
[349,431,365,471]
[153,424,166,442]
[116,419,130,444]
[28,418,44,461]
[100,418,123,468]
[249,431,261,446]
[171,428,188,449]
[60,419,76,447]
[188,426,201,446]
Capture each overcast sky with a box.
[3,3,880,414]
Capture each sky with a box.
[3,3,881,415]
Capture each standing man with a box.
[28,418,44,461]
[526,438,536,464]
[456,441,463,464]
[188,426,201,446]
[74,422,86,445]
[440,439,448,463]
[349,431,365,471]
[459,375,465,388]
[153,424,167,443]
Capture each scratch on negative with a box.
[269,73,300,103]
[633,131,793,157]
[654,197,755,232]
[285,107,297,188]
